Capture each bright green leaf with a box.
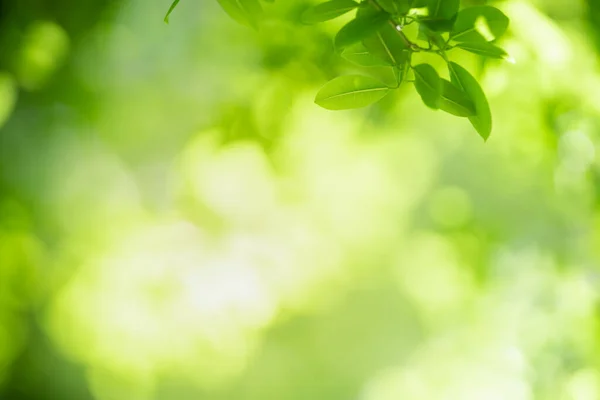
[363,24,410,66]
[451,6,509,42]
[315,75,390,110]
[341,43,392,67]
[368,65,404,88]
[413,63,441,109]
[301,0,359,24]
[217,0,263,28]
[455,41,509,59]
[448,61,492,140]
[439,79,475,117]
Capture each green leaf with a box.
[368,66,403,88]
[439,79,475,117]
[448,62,492,140]
[395,63,410,87]
[164,0,180,23]
[217,0,263,28]
[335,12,390,49]
[413,63,441,109]
[418,0,458,32]
[341,43,392,67]
[394,0,413,14]
[451,6,509,42]
[455,41,509,59]
[420,15,457,32]
[301,0,359,24]
[418,22,446,47]
[356,0,379,17]
[427,0,459,20]
[376,0,411,15]
[363,24,410,66]
[376,0,399,14]
[315,75,390,110]
[411,0,428,8]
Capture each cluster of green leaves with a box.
[305,0,510,140]
[165,0,510,140]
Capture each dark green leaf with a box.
[455,41,509,59]
[356,0,380,17]
[420,15,457,32]
[418,0,458,32]
[439,79,475,117]
[376,0,411,14]
[418,22,446,47]
[315,75,390,110]
[451,6,509,42]
[411,0,428,8]
[301,0,359,24]
[395,0,413,14]
[335,12,390,49]
[448,62,492,140]
[427,0,459,20]
[376,0,399,14]
[413,63,441,109]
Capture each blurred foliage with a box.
[1,0,600,399]
[199,0,512,139]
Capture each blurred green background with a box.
[1,0,600,399]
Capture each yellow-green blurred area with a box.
[2,0,600,398]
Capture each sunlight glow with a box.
[16,21,69,90]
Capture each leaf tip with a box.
[164,0,180,25]
[479,127,491,141]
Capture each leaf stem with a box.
[366,0,429,52]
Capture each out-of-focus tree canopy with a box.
[1,0,600,399]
